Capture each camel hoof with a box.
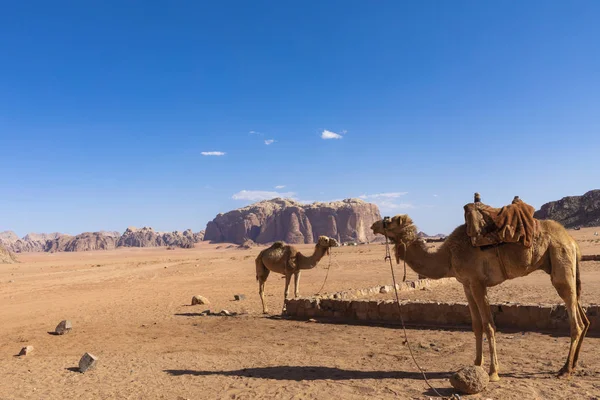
[489,372,500,382]
[557,367,572,379]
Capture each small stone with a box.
[8,280,14,283]
[234,294,246,301]
[19,346,34,356]
[219,309,233,316]
[78,353,98,373]
[55,320,72,335]
[191,295,209,306]
[379,286,390,294]
[307,318,317,323]
[449,365,489,394]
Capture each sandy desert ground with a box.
[1,228,599,400]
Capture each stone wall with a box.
[284,294,600,335]
[316,278,457,300]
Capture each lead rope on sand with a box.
[384,233,457,400]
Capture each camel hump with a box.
[271,241,285,248]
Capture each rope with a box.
[315,251,333,295]
[384,234,450,399]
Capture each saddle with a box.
[464,193,538,248]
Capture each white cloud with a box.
[321,129,343,140]
[201,151,226,156]
[359,192,412,212]
[232,190,296,201]
[359,192,408,199]
[249,130,263,135]
[275,185,286,189]
[264,139,275,145]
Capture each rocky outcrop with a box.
[0,228,204,253]
[204,198,381,245]
[44,232,119,253]
[0,243,17,264]
[534,190,600,228]
[0,231,65,253]
[117,227,195,248]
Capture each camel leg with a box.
[256,259,270,314]
[293,270,301,298]
[572,303,590,367]
[470,283,500,382]
[282,272,292,313]
[463,285,484,367]
[551,280,584,376]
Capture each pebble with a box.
[55,320,72,335]
[191,295,209,306]
[78,353,98,373]
[18,346,34,356]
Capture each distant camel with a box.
[371,214,589,381]
[255,236,339,314]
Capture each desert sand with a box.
[1,228,599,399]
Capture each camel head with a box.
[316,235,339,255]
[371,214,418,244]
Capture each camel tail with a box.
[255,251,266,281]
[576,244,582,299]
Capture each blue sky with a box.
[1,1,599,237]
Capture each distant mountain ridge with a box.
[534,189,600,228]
[0,228,206,253]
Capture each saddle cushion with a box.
[464,198,538,248]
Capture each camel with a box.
[255,235,339,314]
[371,214,590,382]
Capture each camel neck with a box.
[396,240,453,279]
[298,244,328,270]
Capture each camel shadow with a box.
[164,366,450,381]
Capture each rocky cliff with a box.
[45,232,119,253]
[0,228,204,253]
[0,243,17,264]
[534,189,600,228]
[0,231,65,253]
[117,227,196,249]
[204,198,381,245]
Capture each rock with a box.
[219,310,233,316]
[117,227,195,249]
[78,352,98,373]
[44,232,118,253]
[534,190,600,228]
[55,320,72,335]
[18,346,34,356]
[0,243,18,264]
[204,198,382,245]
[191,295,209,306]
[307,318,317,323]
[449,366,489,395]
[234,294,246,301]
[379,286,390,294]
[0,232,64,253]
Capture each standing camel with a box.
[255,235,339,314]
[371,215,589,382]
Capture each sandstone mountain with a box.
[0,228,204,253]
[45,232,119,253]
[117,227,197,249]
[204,198,381,245]
[0,231,65,253]
[534,189,600,228]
